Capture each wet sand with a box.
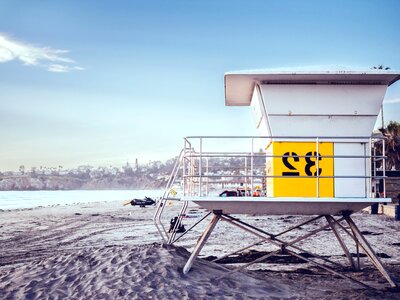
[0,201,399,299]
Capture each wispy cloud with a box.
[384,98,400,104]
[47,64,84,73]
[0,33,84,72]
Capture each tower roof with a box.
[225,67,400,106]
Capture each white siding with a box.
[334,143,368,197]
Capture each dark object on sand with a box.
[169,216,186,233]
[129,197,156,208]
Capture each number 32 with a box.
[282,152,322,177]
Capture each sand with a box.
[1,201,400,299]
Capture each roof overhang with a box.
[224,68,400,106]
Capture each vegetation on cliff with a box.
[0,159,176,191]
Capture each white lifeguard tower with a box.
[154,68,400,288]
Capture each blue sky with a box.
[1,0,400,171]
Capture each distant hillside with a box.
[0,156,261,191]
[0,159,176,191]
[0,174,167,191]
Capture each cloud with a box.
[384,98,400,104]
[47,64,85,73]
[0,33,84,72]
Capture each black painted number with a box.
[305,151,322,176]
[282,152,300,176]
[281,151,322,177]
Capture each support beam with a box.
[179,212,397,289]
[213,239,265,263]
[286,249,370,289]
[273,215,324,239]
[325,215,357,270]
[216,248,281,280]
[344,215,397,288]
[183,212,221,274]
[216,215,368,287]
[222,214,343,268]
[327,216,362,270]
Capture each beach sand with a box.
[1,201,399,299]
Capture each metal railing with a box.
[181,135,387,198]
[153,135,387,244]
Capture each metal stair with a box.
[153,148,191,244]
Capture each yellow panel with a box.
[270,142,334,197]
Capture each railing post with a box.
[199,137,202,196]
[382,138,386,197]
[251,137,254,195]
[316,137,320,198]
[206,157,209,196]
[368,138,372,198]
[245,156,248,196]
[192,148,196,196]
[373,140,377,197]
[183,138,187,196]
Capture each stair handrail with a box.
[153,148,185,242]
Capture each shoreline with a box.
[0,189,163,211]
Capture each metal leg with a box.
[344,215,397,288]
[325,215,356,270]
[183,212,221,274]
[327,216,362,270]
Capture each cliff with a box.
[0,174,167,191]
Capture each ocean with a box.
[0,190,163,210]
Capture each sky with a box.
[1,0,400,171]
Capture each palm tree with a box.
[374,121,400,171]
[383,121,400,170]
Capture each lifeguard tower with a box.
[154,68,400,288]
